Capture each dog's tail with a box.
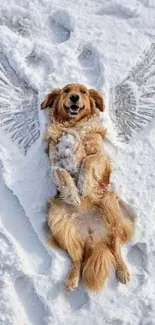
[82,241,115,292]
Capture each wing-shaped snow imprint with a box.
[0,50,40,154]
[109,43,155,142]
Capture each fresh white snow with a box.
[0,0,155,324]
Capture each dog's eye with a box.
[63,89,69,94]
[81,90,86,94]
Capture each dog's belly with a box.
[72,207,106,241]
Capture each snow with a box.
[0,0,155,324]
[55,133,81,175]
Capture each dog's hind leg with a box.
[100,190,134,242]
[65,261,82,291]
[48,199,84,291]
[99,191,133,284]
[112,236,130,284]
[64,226,84,292]
[78,154,109,197]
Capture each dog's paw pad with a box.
[65,193,81,207]
[65,276,79,292]
[68,191,81,206]
[116,268,130,284]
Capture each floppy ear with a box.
[41,88,61,110]
[89,89,105,112]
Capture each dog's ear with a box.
[89,89,105,112]
[41,89,61,110]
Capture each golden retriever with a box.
[41,83,134,292]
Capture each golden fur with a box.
[41,83,134,292]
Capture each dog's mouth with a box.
[65,105,83,116]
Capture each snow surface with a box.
[0,0,155,324]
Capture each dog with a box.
[41,84,109,206]
[41,83,134,291]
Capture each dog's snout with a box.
[70,94,79,103]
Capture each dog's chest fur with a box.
[50,116,105,177]
[54,133,79,176]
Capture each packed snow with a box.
[0,0,155,324]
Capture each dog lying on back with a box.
[41,84,134,292]
[41,84,110,206]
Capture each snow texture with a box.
[55,133,80,175]
[0,0,155,324]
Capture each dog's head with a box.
[41,83,105,122]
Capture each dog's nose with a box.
[70,94,79,103]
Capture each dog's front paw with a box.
[52,167,81,206]
[64,191,81,207]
